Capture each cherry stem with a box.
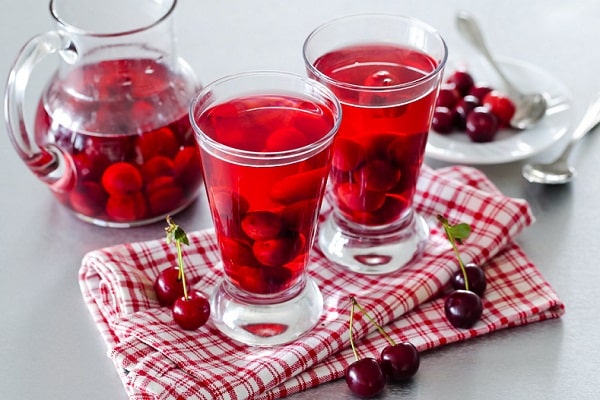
[176,240,189,301]
[351,297,396,346]
[439,216,470,292]
[349,298,360,361]
[166,215,190,301]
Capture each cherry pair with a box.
[438,215,486,329]
[154,217,210,330]
[345,296,420,398]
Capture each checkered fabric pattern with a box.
[79,165,565,400]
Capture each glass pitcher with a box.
[4,0,202,227]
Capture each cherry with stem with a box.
[437,215,484,329]
[346,296,386,398]
[164,216,210,331]
[351,296,420,382]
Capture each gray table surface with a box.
[2,1,599,399]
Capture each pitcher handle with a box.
[4,30,76,190]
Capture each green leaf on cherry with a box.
[437,214,472,290]
[165,216,190,246]
[165,215,190,300]
[437,215,470,242]
[448,222,471,242]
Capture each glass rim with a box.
[49,0,177,37]
[190,70,342,164]
[302,13,448,93]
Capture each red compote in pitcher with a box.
[4,0,202,227]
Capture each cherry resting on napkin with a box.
[155,216,210,330]
[438,215,485,329]
[345,296,420,397]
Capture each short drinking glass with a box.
[303,14,448,274]
[190,71,341,346]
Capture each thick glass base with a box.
[318,210,429,275]
[210,275,323,346]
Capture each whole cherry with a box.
[379,341,420,382]
[438,215,486,329]
[451,263,487,297]
[446,69,474,96]
[466,107,499,143]
[444,290,483,329]
[172,290,211,330]
[154,267,186,307]
[347,296,421,394]
[345,358,387,398]
[160,216,211,331]
[345,296,387,397]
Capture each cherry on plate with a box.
[466,107,499,143]
[432,106,455,134]
[468,84,493,102]
[482,90,517,127]
[436,86,461,109]
[446,69,474,96]
[453,95,480,130]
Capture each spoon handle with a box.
[556,92,600,162]
[455,11,521,97]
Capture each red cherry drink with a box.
[33,58,202,225]
[195,95,335,296]
[311,44,439,228]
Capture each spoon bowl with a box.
[521,162,576,185]
[522,92,600,184]
[456,11,548,130]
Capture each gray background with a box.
[1,0,599,399]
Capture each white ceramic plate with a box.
[426,57,574,164]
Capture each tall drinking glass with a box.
[190,72,341,346]
[303,14,448,274]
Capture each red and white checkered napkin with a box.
[79,165,565,400]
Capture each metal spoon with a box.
[522,92,600,184]
[456,11,548,130]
